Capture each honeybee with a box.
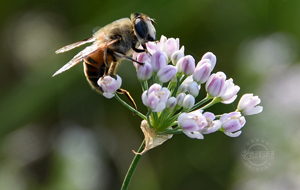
[53,13,156,109]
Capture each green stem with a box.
[146,109,154,128]
[171,76,181,97]
[121,139,145,190]
[114,93,147,120]
[190,94,212,111]
[141,80,148,92]
[199,97,221,110]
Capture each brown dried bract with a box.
[133,120,173,155]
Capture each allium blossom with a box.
[57,31,265,189]
[205,71,228,97]
[221,78,240,104]
[182,94,195,110]
[171,46,185,65]
[99,35,263,144]
[220,112,246,137]
[160,35,180,58]
[137,61,153,81]
[157,65,177,83]
[201,52,217,71]
[150,50,168,72]
[97,75,122,99]
[178,111,207,139]
[237,93,263,115]
[166,97,177,109]
[201,112,222,134]
[178,111,221,139]
[176,55,195,76]
[142,83,170,112]
[193,59,212,84]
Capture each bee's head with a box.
[131,13,156,44]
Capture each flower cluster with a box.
[98,35,263,141]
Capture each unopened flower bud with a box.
[137,61,153,81]
[182,94,195,110]
[171,46,185,65]
[193,59,212,84]
[205,72,227,97]
[166,97,177,109]
[151,50,168,72]
[201,52,217,71]
[157,65,177,83]
[187,81,200,97]
[176,55,195,76]
[176,93,186,107]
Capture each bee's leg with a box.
[132,46,145,53]
[103,48,110,75]
[113,51,144,66]
[116,88,137,111]
[107,61,118,76]
[132,43,151,56]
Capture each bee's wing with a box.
[55,36,96,54]
[52,38,118,77]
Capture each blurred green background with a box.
[1,0,300,189]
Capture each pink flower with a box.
[178,110,207,139]
[201,112,222,134]
[142,83,171,112]
[178,111,222,139]
[220,112,246,137]
[146,41,160,55]
[160,35,180,58]
[97,75,122,99]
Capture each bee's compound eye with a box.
[135,18,148,39]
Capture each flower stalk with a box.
[121,139,145,190]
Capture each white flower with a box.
[221,78,240,104]
[237,93,263,115]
